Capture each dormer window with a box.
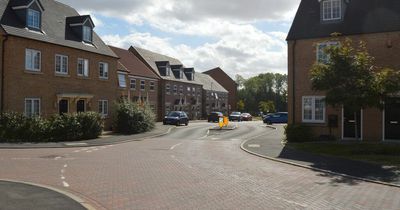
[27,9,40,29]
[83,26,92,42]
[322,0,342,21]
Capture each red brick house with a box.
[203,67,238,113]
[109,46,160,117]
[196,73,229,117]
[287,0,400,141]
[129,46,203,120]
[0,0,119,129]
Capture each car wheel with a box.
[176,120,180,126]
[185,121,189,126]
[163,122,166,125]
[267,121,272,125]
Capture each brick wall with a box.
[288,31,400,141]
[3,36,119,129]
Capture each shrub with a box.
[0,112,103,143]
[284,124,314,143]
[113,101,155,135]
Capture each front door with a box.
[343,108,362,139]
[385,99,400,140]
[59,99,69,115]
[77,100,85,113]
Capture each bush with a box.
[284,124,314,143]
[0,112,103,143]
[113,101,155,135]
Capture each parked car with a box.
[229,112,242,121]
[241,113,253,121]
[163,111,189,126]
[208,112,223,122]
[263,112,288,125]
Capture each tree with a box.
[237,100,245,112]
[259,101,276,114]
[310,39,400,139]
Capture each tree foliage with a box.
[259,101,276,113]
[236,73,287,114]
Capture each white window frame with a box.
[149,81,155,91]
[179,85,183,95]
[27,9,40,29]
[118,73,127,88]
[99,62,109,79]
[77,58,89,77]
[140,80,146,91]
[302,96,326,123]
[322,0,342,21]
[316,41,338,63]
[55,54,68,74]
[25,98,40,117]
[173,85,177,94]
[130,78,136,90]
[25,49,41,71]
[98,100,109,117]
[82,26,92,43]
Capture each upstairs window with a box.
[118,74,127,88]
[173,85,177,94]
[130,79,136,90]
[83,26,92,43]
[317,41,338,63]
[99,62,109,79]
[150,81,155,91]
[25,49,41,71]
[27,9,40,29]
[140,80,146,91]
[166,84,171,94]
[55,54,68,74]
[322,0,342,21]
[77,58,89,77]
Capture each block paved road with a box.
[0,121,399,210]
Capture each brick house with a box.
[129,46,203,120]
[203,67,238,113]
[0,0,119,129]
[196,73,229,117]
[287,0,400,141]
[109,46,160,117]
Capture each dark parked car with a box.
[263,112,288,125]
[208,112,223,122]
[163,111,189,126]
[229,112,242,121]
[241,113,252,121]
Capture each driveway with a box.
[0,122,399,209]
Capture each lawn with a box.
[287,142,400,167]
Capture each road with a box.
[0,121,399,209]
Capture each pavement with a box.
[241,124,400,186]
[0,121,399,209]
[0,122,175,149]
[0,180,88,210]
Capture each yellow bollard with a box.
[223,117,229,127]
[219,117,224,129]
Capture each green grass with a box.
[287,142,400,167]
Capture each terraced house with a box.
[130,47,203,120]
[109,46,160,116]
[287,0,400,141]
[0,0,119,128]
[196,73,228,117]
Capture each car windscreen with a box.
[168,112,180,117]
[232,112,241,115]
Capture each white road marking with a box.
[64,142,88,146]
[198,130,210,140]
[54,156,61,160]
[61,176,65,180]
[248,144,261,148]
[64,164,68,168]
[86,150,92,153]
[61,169,65,174]
[62,181,70,188]
[211,138,220,140]
[170,143,183,150]
[73,150,81,153]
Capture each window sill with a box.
[77,75,90,80]
[24,70,43,75]
[55,73,70,78]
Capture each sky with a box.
[58,0,301,79]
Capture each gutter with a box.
[1,34,7,113]
[291,40,296,124]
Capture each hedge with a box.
[113,101,155,135]
[284,124,314,143]
[0,112,103,143]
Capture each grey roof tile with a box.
[287,0,400,41]
[196,73,228,93]
[0,0,117,58]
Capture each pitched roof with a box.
[203,67,236,84]
[287,0,400,41]
[109,46,159,79]
[130,46,202,85]
[0,0,117,58]
[196,73,228,93]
